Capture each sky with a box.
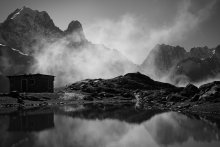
[0,0,220,63]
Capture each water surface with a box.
[0,103,220,147]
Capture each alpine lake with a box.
[0,102,220,147]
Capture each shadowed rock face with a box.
[174,49,220,84]
[189,46,213,59]
[140,44,220,85]
[198,81,220,102]
[0,7,63,54]
[179,84,199,98]
[0,7,137,92]
[0,7,89,54]
[0,45,33,73]
[141,44,187,77]
[0,44,34,92]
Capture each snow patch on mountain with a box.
[0,43,6,47]
[10,7,23,20]
[0,43,28,56]
[11,48,28,56]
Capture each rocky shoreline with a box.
[61,72,220,115]
[1,72,220,116]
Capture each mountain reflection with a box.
[8,112,54,132]
[55,103,164,123]
[0,108,54,147]
[0,104,220,147]
[144,112,220,146]
[35,108,220,147]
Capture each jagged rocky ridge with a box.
[0,6,220,93]
[62,72,220,111]
[0,7,136,92]
[0,7,63,53]
[141,44,220,85]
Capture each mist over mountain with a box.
[0,7,220,93]
[141,44,187,79]
[0,7,137,92]
[173,45,220,84]
[140,44,220,86]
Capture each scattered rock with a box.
[199,84,220,102]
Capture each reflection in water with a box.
[0,108,54,147]
[8,113,54,132]
[144,112,220,146]
[0,104,220,147]
[35,112,220,147]
[55,103,164,123]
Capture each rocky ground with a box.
[61,72,220,115]
[1,72,220,115]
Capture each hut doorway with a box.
[21,79,28,92]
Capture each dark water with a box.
[0,103,220,147]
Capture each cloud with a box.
[30,0,217,87]
[31,33,136,87]
[84,0,216,64]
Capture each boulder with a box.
[199,84,220,102]
[180,83,199,97]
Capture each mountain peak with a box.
[64,20,86,42]
[5,7,54,25]
[7,6,37,20]
[0,7,62,52]
[65,20,83,34]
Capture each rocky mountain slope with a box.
[173,45,220,84]
[0,7,63,54]
[0,7,137,92]
[0,44,34,92]
[0,7,90,54]
[61,72,220,112]
[140,44,220,85]
[62,72,177,100]
[0,6,220,93]
[141,44,187,77]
